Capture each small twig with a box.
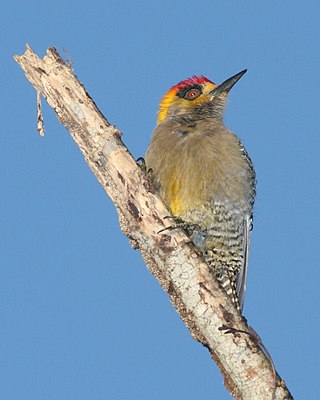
[36,90,45,136]
[62,48,73,69]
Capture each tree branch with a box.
[14,45,293,400]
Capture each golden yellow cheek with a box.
[157,82,217,123]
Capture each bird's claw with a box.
[158,216,200,236]
[136,157,146,171]
[219,324,242,337]
[137,157,155,179]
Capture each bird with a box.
[144,70,256,312]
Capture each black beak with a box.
[210,69,247,95]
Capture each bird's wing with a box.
[236,217,251,311]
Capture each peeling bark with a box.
[14,45,293,400]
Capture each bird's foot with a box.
[219,324,250,338]
[136,157,146,171]
[158,216,199,236]
[136,157,154,179]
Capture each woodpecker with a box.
[145,70,256,312]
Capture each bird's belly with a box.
[179,201,246,267]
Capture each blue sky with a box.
[2,1,319,398]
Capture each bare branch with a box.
[14,45,293,400]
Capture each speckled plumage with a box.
[145,71,256,311]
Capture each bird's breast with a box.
[145,121,255,219]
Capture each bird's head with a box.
[157,69,247,124]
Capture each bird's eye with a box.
[185,88,201,100]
